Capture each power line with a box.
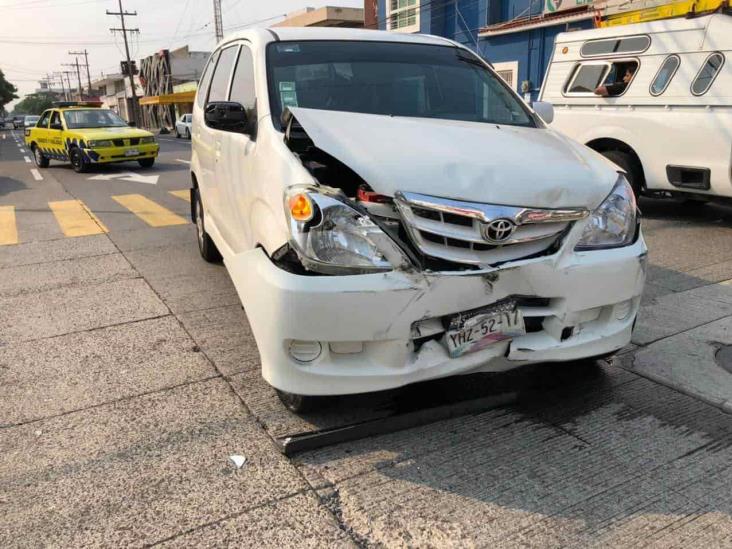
[69,49,93,96]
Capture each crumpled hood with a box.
[289,107,618,210]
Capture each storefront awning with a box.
[139,90,196,106]
[478,8,593,37]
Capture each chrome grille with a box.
[395,192,588,267]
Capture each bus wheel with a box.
[601,150,642,198]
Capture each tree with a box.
[0,69,18,112]
[13,92,55,115]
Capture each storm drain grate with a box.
[714,344,732,375]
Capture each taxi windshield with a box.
[63,109,128,129]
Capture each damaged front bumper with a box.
[228,236,647,396]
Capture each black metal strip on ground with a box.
[277,392,518,456]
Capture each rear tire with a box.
[275,389,321,413]
[601,150,642,198]
[69,147,88,173]
[137,158,155,168]
[32,144,49,168]
[193,188,222,263]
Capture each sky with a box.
[1,0,363,110]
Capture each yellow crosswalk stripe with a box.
[169,190,191,202]
[49,200,109,237]
[0,205,19,245]
[112,194,188,227]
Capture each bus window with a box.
[581,35,650,57]
[650,55,680,96]
[565,63,610,94]
[691,52,724,96]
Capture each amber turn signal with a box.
[289,193,314,222]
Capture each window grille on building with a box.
[389,0,419,32]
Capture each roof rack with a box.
[52,101,104,108]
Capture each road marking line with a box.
[30,169,43,181]
[0,206,19,246]
[49,199,109,237]
[169,190,190,202]
[23,156,31,163]
[112,194,188,227]
[20,148,26,153]
[175,159,191,164]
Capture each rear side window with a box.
[581,35,650,57]
[50,111,62,128]
[196,50,220,108]
[565,63,609,94]
[650,55,680,96]
[230,45,256,114]
[691,52,724,96]
[207,45,239,102]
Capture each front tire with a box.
[275,390,321,413]
[601,150,642,198]
[138,158,155,168]
[175,129,180,138]
[32,144,49,168]
[193,188,222,263]
[69,147,88,173]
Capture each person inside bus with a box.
[594,64,636,97]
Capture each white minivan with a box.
[541,13,731,199]
[190,27,646,412]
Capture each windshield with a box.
[63,109,128,129]
[266,40,535,129]
[25,116,39,122]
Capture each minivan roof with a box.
[555,12,723,43]
[218,26,458,50]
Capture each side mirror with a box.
[532,101,554,124]
[205,101,248,134]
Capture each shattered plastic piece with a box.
[229,454,246,469]
[34,430,42,437]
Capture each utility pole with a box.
[213,0,223,43]
[62,71,74,99]
[53,72,67,101]
[107,0,140,125]
[69,49,93,96]
[61,60,84,99]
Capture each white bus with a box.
[539,13,731,199]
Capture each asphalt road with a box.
[1,127,731,547]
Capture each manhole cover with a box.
[714,344,732,374]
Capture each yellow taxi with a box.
[24,102,159,173]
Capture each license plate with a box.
[125,149,139,157]
[445,302,525,358]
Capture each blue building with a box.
[376,0,595,101]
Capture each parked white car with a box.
[190,28,647,412]
[541,13,731,199]
[175,113,192,139]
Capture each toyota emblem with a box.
[481,219,516,244]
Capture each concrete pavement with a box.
[1,126,731,547]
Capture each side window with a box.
[37,110,51,128]
[691,52,724,96]
[50,111,63,129]
[650,55,680,96]
[196,50,220,108]
[207,45,239,103]
[565,63,610,94]
[581,35,650,57]
[230,45,256,116]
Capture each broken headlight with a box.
[575,176,637,251]
[284,187,409,274]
